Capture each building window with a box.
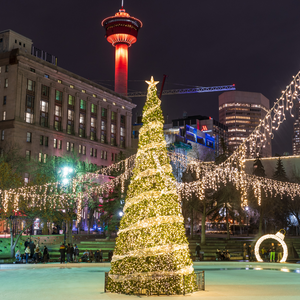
[101,108,107,118]
[54,138,57,148]
[90,148,97,157]
[120,127,126,148]
[101,150,107,160]
[38,153,42,163]
[111,124,116,146]
[45,137,48,147]
[80,99,86,110]
[40,100,49,127]
[91,103,97,114]
[26,95,34,110]
[41,85,49,97]
[82,145,86,155]
[101,120,106,143]
[111,111,116,121]
[43,154,47,163]
[67,142,70,151]
[4,78,8,88]
[40,136,43,145]
[1,130,4,141]
[91,117,96,141]
[70,143,74,152]
[26,132,32,143]
[25,112,33,124]
[58,140,62,150]
[27,79,35,91]
[79,145,82,154]
[55,105,62,117]
[2,111,6,121]
[68,95,75,106]
[44,74,49,79]
[67,109,74,135]
[55,90,63,101]
[94,149,97,158]
[111,153,114,161]
[24,173,29,185]
[26,150,31,161]
[2,96,6,105]
[79,113,85,138]
[30,68,35,73]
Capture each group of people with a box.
[243,242,283,262]
[216,248,231,261]
[15,238,49,264]
[58,243,113,263]
[58,243,80,263]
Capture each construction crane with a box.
[127,84,236,97]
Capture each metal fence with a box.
[105,271,205,295]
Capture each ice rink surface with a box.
[1,262,300,300]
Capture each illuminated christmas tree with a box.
[106,77,196,295]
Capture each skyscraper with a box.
[219,91,271,157]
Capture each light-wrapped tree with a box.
[106,77,196,295]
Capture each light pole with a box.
[245,206,249,236]
[60,166,74,244]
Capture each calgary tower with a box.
[102,1,142,95]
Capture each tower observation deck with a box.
[102,6,142,95]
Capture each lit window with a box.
[91,117,96,127]
[55,90,62,101]
[91,103,97,114]
[79,145,82,154]
[80,99,86,110]
[25,113,33,124]
[57,79,62,84]
[70,85,74,89]
[4,78,8,88]
[54,138,57,148]
[40,101,49,112]
[82,89,86,93]
[55,105,62,116]
[43,154,47,163]
[82,146,86,155]
[38,153,42,163]
[94,149,97,158]
[93,94,97,98]
[68,110,74,121]
[68,95,75,106]
[67,142,70,151]
[2,111,6,120]
[44,74,49,79]
[79,113,85,124]
[24,173,29,185]
[27,79,35,91]
[103,98,107,102]
[58,140,62,150]
[70,143,74,152]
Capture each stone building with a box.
[0,30,136,178]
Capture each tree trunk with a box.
[67,221,73,244]
[226,203,230,240]
[191,208,194,239]
[201,201,206,245]
[258,206,263,236]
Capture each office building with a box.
[219,91,271,157]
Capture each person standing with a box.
[29,240,35,259]
[195,243,201,261]
[270,243,276,262]
[247,244,252,261]
[25,246,31,264]
[59,243,66,264]
[277,243,283,262]
[99,249,103,262]
[74,244,79,262]
[66,244,72,263]
[43,246,49,263]
[24,238,30,251]
[243,243,247,260]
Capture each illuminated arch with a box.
[254,230,288,263]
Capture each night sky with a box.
[1,0,300,155]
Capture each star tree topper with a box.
[146,76,159,89]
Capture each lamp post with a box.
[60,166,74,244]
[245,206,249,236]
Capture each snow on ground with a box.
[0,262,300,300]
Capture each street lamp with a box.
[245,206,249,236]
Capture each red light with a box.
[201,125,208,131]
[232,84,235,86]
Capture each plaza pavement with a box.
[0,261,300,300]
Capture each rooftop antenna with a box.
[121,0,124,8]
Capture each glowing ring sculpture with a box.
[254,230,288,263]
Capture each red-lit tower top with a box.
[102,4,142,95]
